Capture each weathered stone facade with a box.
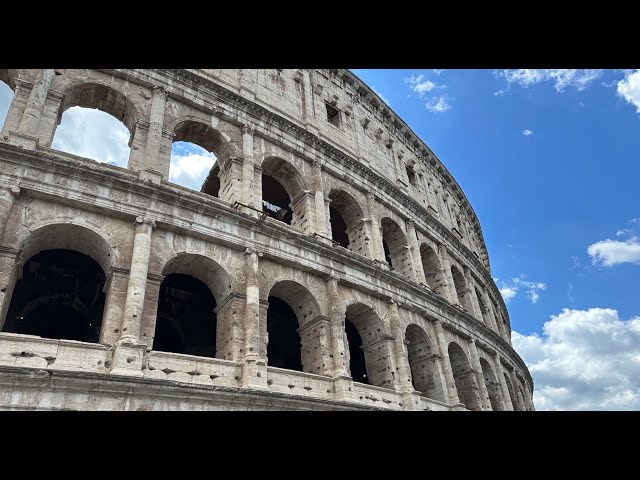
[0,69,534,411]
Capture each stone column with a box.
[464,267,483,320]
[118,217,155,343]
[366,192,385,262]
[387,299,413,394]
[0,186,20,240]
[406,220,426,284]
[438,244,459,305]
[0,246,20,329]
[432,319,460,405]
[312,159,328,238]
[509,368,526,411]
[253,164,263,212]
[493,353,514,411]
[467,339,492,410]
[110,216,155,377]
[99,267,130,346]
[241,247,267,389]
[142,85,168,180]
[17,69,54,140]
[326,275,348,377]
[240,125,257,216]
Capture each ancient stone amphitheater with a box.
[0,69,533,411]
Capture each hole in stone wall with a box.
[383,240,392,266]
[267,296,302,371]
[325,103,341,128]
[448,342,481,411]
[262,175,292,225]
[345,319,368,385]
[3,249,106,343]
[154,273,217,357]
[329,205,349,248]
[406,166,417,186]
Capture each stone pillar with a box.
[524,381,536,411]
[312,159,328,238]
[509,368,526,411]
[240,125,257,216]
[0,186,20,240]
[99,267,130,346]
[0,82,26,140]
[406,220,426,284]
[366,192,385,262]
[118,216,156,343]
[326,275,348,377]
[438,244,459,305]
[387,300,413,394]
[253,164,263,212]
[16,69,54,140]
[467,339,492,411]
[141,85,168,181]
[432,319,460,405]
[464,267,483,320]
[241,247,267,389]
[0,246,20,329]
[493,353,514,411]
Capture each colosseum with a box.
[0,68,534,411]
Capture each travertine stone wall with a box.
[0,69,533,411]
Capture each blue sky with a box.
[1,70,639,410]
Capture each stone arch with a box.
[516,373,530,411]
[327,188,369,256]
[380,217,412,277]
[265,279,329,375]
[480,357,503,411]
[1,223,114,343]
[344,302,396,389]
[152,253,233,358]
[261,156,308,229]
[419,243,447,298]
[405,324,446,402]
[474,286,487,324]
[503,372,518,410]
[448,341,481,411]
[450,264,472,313]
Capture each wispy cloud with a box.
[425,95,451,113]
[522,129,534,136]
[588,218,640,267]
[405,74,442,96]
[432,69,444,76]
[405,73,452,113]
[496,274,546,304]
[496,69,603,93]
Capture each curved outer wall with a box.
[0,68,533,411]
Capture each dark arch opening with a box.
[503,372,519,410]
[420,244,447,298]
[383,240,392,266]
[267,296,302,371]
[448,342,481,411]
[345,318,368,384]
[451,265,471,312]
[3,249,105,343]
[329,205,349,248]
[262,175,293,225]
[405,324,446,402]
[480,357,502,411]
[154,273,217,357]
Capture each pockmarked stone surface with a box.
[0,69,534,411]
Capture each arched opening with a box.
[344,303,395,389]
[3,249,105,343]
[450,265,471,312]
[267,296,302,371]
[518,384,528,411]
[262,157,306,229]
[480,357,502,411]
[52,83,135,167]
[448,342,481,411]
[171,121,225,195]
[328,190,367,256]
[154,253,232,358]
[0,74,15,133]
[380,217,411,277]
[475,287,487,323]
[266,280,326,375]
[405,324,446,402]
[503,372,518,410]
[154,273,217,357]
[420,244,447,298]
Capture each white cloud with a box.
[425,95,451,113]
[496,69,603,92]
[432,69,444,75]
[405,74,442,96]
[494,89,507,96]
[51,107,131,167]
[617,69,640,114]
[512,307,640,410]
[522,129,534,136]
[497,274,546,303]
[588,237,640,267]
[169,141,216,191]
